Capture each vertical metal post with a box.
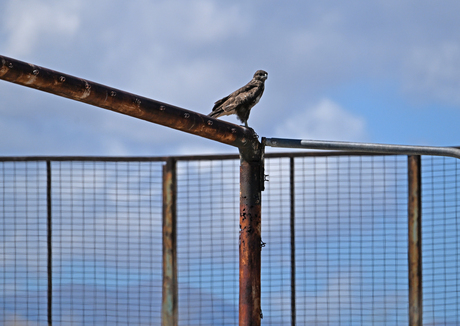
[289,157,296,326]
[239,148,263,326]
[46,160,52,326]
[408,155,422,326]
[162,158,178,326]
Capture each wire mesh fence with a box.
[176,158,240,325]
[1,153,460,325]
[292,155,409,325]
[1,159,165,325]
[422,156,460,325]
[1,161,48,325]
[51,161,164,325]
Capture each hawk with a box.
[208,70,268,128]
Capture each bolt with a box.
[160,106,165,111]
[231,128,236,134]
[207,120,213,126]
[8,63,13,68]
[59,76,66,82]
[184,113,190,118]
[32,69,39,75]
[135,98,141,105]
[85,83,91,90]
[110,91,116,97]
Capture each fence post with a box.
[239,143,264,326]
[162,158,178,326]
[408,155,422,326]
[289,157,296,326]
[46,160,53,326]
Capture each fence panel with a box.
[0,161,48,325]
[1,160,164,326]
[50,161,164,325]
[261,157,293,325]
[1,154,460,325]
[176,158,240,325]
[422,156,460,325]
[293,155,409,325]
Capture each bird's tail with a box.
[208,109,223,118]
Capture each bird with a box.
[208,70,268,128]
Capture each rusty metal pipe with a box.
[162,158,178,326]
[0,55,257,148]
[239,145,263,326]
[408,155,422,326]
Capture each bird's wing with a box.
[211,81,260,113]
[212,94,231,111]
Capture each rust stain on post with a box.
[239,145,263,326]
[408,155,422,326]
[162,158,177,326]
[0,55,256,148]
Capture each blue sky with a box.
[1,1,460,156]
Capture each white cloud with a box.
[276,98,367,141]
[3,0,81,56]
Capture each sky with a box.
[1,0,460,157]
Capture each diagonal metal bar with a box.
[0,55,258,148]
[263,137,460,159]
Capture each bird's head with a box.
[253,70,268,81]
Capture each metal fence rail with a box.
[1,153,460,325]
